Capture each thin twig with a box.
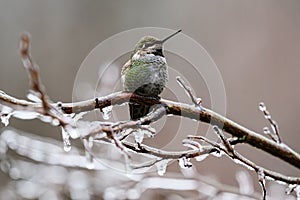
[189,131,300,185]
[18,33,72,127]
[93,137,217,159]
[259,102,281,143]
[20,33,50,112]
[176,76,202,107]
[1,91,300,170]
[257,168,267,200]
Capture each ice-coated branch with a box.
[188,132,300,186]
[176,76,202,107]
[190,126,300,198]
[20,33,49,112]
[1,89,300,170]
[259,102,281,143]
[18,33,73,127]
[0,129,263,199]
[0,33,299,199]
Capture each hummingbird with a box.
[121,30,181,123]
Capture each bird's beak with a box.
[160,29,182,44]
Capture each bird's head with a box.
[132,30,182,57]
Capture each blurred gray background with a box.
[0,0,299,197]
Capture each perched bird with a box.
[121,30,181,123]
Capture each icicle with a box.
[123,151,131,173]
[236,170,254,195]
[295,185,300,199]
[0,113,12,126]
[0,105,13,126]
[133,130,144,144]
[85,150,94,169]
[155,159,169,176]
[83,138,94,169]
[64,125,80,139]
[102,106,112,120]
[61,128,71,152]
[178,157,192,168]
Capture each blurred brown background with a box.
[0,0,299,197]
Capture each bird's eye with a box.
[142,42,156,49]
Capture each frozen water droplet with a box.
[63,140,71,152]
[259,102,266,112]
[83,137,94,150]
[88,137,94,148]
[178,157,192,169]
[51,119,60,126]
[263,111,271,120]
[102,106,112,120]
[56,101,62,108]
[195,154,209,161]
[61,128,71,152]
[263,127,270,134]
[133,130,144,143]
[1,113,12,126]
[86,161,94,170]
[64,125,79,139]
[155,159,169,176]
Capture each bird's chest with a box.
[123,55,168,96]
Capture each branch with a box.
[176,76,202,107]
[0,129,262,199]
[1,90,299,170]
[0,33,300,199]
[20,33,50,112]
[189,133,300,186]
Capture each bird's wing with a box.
[121,59,132,76]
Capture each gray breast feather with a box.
[123,55,168,96]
